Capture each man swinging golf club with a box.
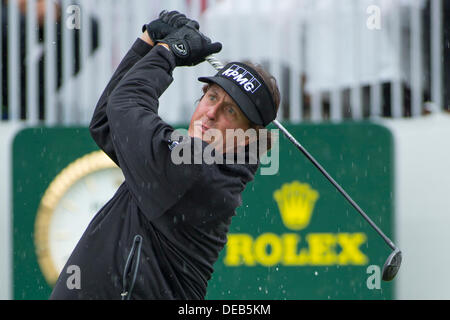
[50,10,280,300]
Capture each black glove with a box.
[159,21,222,66]
[142,10,200,43]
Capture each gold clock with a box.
[34,150,124,285]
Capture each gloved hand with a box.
[158,21,222,66]
[142,10,200,43]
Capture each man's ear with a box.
[246,126,260,146]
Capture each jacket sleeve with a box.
[106,45,203,221]
[89,38,153,166]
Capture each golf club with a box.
[205,55,402,282]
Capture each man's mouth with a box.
[201,124,210,134]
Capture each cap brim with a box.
[198,76,264,126]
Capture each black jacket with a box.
[49,39,258,300]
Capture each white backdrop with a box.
[0,124,23,300]
[382,112,450,299]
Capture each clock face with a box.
[34,150,125,285]
[48,167,124,273]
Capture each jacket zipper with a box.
[121,234,143,300]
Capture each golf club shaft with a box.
[205,55,397,251]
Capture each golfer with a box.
[50,11,280,300]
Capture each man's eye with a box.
[227,107,235,114]
[209,94,217,101]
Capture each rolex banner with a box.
[12,123,394,299]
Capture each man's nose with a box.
[206,103,221,120]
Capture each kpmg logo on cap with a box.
[221,64,262,93]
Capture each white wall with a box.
[382,112,450,299]
[0,123,23,300]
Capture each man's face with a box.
[188,84,252,153]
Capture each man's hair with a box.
[200,62,280,154]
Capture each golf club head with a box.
[382,248,402,281]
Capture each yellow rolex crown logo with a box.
[273,181,319,230]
